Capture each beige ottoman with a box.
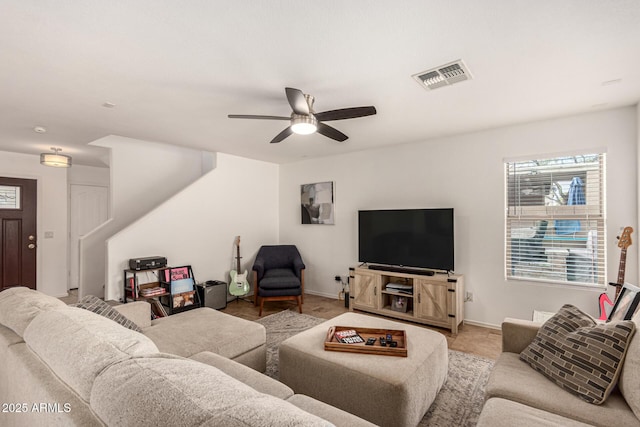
[279,312,448,427]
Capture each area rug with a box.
[256,309,494,427]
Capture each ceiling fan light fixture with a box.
[40,147,72,168]
[291,114,318,135]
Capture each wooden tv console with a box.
[349,267,464,334]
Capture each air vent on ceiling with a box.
[412,59,472,91]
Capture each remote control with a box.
[389,341,398,348]
[379,337,387,346]
[365,337,376,346]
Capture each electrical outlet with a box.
[465,291,474,302]
[334,275,342,282]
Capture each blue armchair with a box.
[252,245,305,316]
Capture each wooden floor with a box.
[222,293,502,360]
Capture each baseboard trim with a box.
[463,319,501,330]
[304,289,340,300]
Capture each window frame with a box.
[504,152,606,288]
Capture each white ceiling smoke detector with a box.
[412,59,472,91]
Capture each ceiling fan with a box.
[228,87,376,144]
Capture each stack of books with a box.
[140,287,166,297]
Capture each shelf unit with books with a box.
[158,265,201,315]
[123,267,170,318]
[123,267,170,302]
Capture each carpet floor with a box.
[256,309,494,427]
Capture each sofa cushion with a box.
[286,394,377,427]
[190,351,294,399]
[520,304,635,404]
[143,307,266,360]
[113,301,152,329]
[71,295,142,332]
[477,398,594,427]
[23,307,159,402]
[90,354,332,427]
[0,286,66,337]
[486,352,639,427]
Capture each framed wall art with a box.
[301,181,334,224]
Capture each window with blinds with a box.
[505,153,606,286]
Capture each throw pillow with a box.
[520,304,635,404]
[71,295,142,332]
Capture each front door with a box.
[0,177,37,290]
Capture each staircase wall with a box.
[79,135,210,298]
[104,152,279,302]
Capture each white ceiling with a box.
[1,1,639,167]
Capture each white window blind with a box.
[505,153,606,286]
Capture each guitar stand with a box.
[232,295,253,304]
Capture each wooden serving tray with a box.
[324,325,408,357]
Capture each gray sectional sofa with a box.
[0,287,373,427]
[478,317,640,427]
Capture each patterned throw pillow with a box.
[71,295,142,332]
[520,304,635,404]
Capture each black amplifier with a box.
[129,256,167,271]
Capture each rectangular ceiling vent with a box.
[412,59,472,91]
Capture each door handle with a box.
[28,243,36,250]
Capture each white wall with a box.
[68,164,110,187]
[105,152,279,302]
[0,151,68,297]
[279,107,638,326]
[80,136,210,298]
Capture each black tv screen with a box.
[358,208,454,271]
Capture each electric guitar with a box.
[598,226,633,320]
[229,236,250,296]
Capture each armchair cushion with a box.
[261,269,301,290]
[520,304,635,404]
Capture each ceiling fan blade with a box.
[270,126,293,144]
[228,114,290,120]
[317,122,348,142]
[314,106,377,122]
[285,87,309,115]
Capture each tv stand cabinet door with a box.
[353,271,379,310]
[415,279,449,326]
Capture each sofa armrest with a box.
[501,318,542,354]
[113,301,152,329]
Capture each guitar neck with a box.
[613,248,628,298]
[616,248,627,284]
[236,245,241,272]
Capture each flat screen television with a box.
[358,208,454,271]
